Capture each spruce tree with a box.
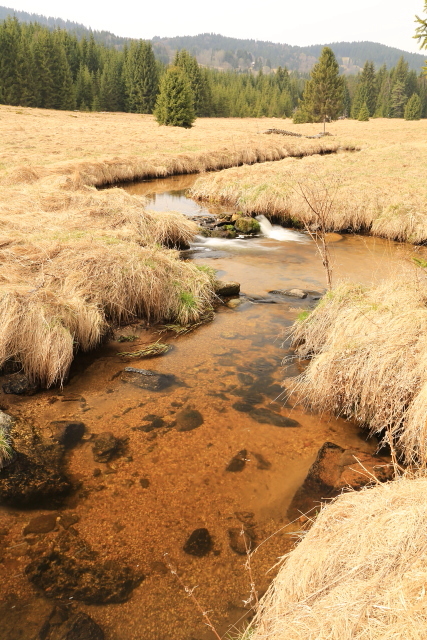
[404,93,422,120]
[358,103,370,121]
[351,61,376,117]
[390,80,407,117]
[297,47,344,131]
[124,40,158,113]
[154,66,195,128]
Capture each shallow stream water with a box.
[0,174,417,640]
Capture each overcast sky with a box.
[6,0,427,54]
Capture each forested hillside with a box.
[0,4,425,73]
[0,17,425,119]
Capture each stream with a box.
[0,173,416,640]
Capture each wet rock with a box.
[24,514,58,535]
[0,419,71,508]
[212,227,236,239]
[234,217,261,234]
[214,281,241,297]
[92,432,122,463]
[175,408,204,432]
[151,560,168,575]
[183,528,213,557]
[268,288,307,299]
[50,421,85,450]
[228,527,256,555]
[139,478,150,488]
[226,449,248,472]
[250,407,300,427]
[325,232,343,243]
[25,531,143,604]
[288,442,394,520]
[252,452,272,470]
[2,373,39,395]
[121,367,177,391]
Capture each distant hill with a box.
[0,5,425,73]
[152,34,427,74]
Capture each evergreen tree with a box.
[174,49,211,116]
[297,47,344,131]
[404,93,422,120]
[124,40,158,113]
[351,61,376,117]
[154,66,195,128]
[390,80,407,117]
[357,103,370,121]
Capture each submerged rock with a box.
[50,421,85,450]
[250,407,300,428]
[214,281,241,297]
[288,442,394,520]
[212,227,236,239]
[25,531,143,604]
[269,288,307,299]
[175,408,204,432]
[183,528,213,557]
[24,514,58,535]
[121,367,177,391]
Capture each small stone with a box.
[183,528,213,557]
[226,298,243,309]
[139,478,150,488]
[24,514,58,535]
[214,281,241,297]
[228,527,256,555]
[93,468,102,477]
[151,561,168,575]
[92,432,120,463]
[226,449,248,472]
[121,368,177,392]
[269,288,307,299]
[175,408,204,432]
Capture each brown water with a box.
[0,175,416,640]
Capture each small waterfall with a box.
[256,215,306,242]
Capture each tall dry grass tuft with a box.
[0,238,215,386]
[290,279,427,464]
[251,474,427,640]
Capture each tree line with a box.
[0,17,426,123]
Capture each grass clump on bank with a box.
[0,237,215,387]
[251,475,427,640]
[290,279,427,463]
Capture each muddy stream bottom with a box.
[0,175,416,640]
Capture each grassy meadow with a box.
[0,107,343,386]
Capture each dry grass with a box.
[251,474,427,640]
[191,119,427,244]
[290,278,427,464]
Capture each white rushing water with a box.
[256,215,307,242]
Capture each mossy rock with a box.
[234,217,261,235]
[212,228,237,239]
[199,227,212,238]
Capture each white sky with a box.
[5,0,427,54]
